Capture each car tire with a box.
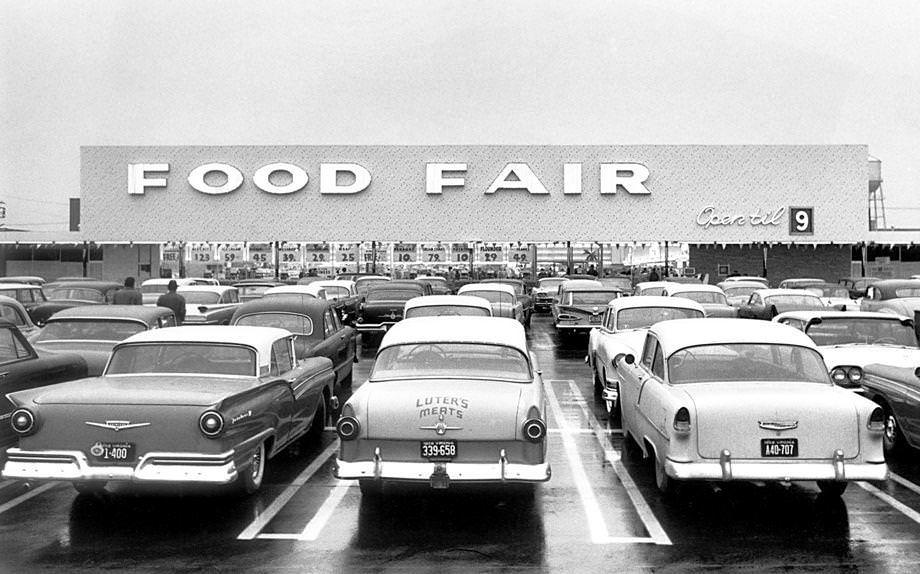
[817,480,848,497]
[235,441,266,495]
[73,481,107,496]
[881,404,906,456]
[305,397,326,444]
[593,367,603,398]
[654,452,682,498]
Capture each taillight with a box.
[522,419,546,442]
[199,411,224,438]
[673,407,691,433]
[868,407,885,432]
[336,416,360,440]
[10,408,35,435]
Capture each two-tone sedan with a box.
[312,280,362,324]
[2,326,335,495]
[861,279,920,317]
[774,310,919,392]
[737,288,826,320]
[613,319,888,497]
[531,277,567,312]
[334,317,550,497]
[553,285,624,336]
[662,284,737,318]
[178,285,242,325]
[404,295,493,318]
[356,281,427,343]
[586,297,705,415]
[457,283,525,326]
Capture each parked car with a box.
[0,320,87,456]
[662,284,737,318]
[0,276,46,286]
[140,278,200,305]
[552,285,624,335]
[860,279,920,317]
[416,275,451,296]
[860,363,920,455]
[29,280,123,326]
[717,280,767,308]
[838,276,879,300]
[334,316,550,496]
[232,280,287,302]
[777,278,824,289]
[484,279,533,325]
[403,295,493,319]
[722,276,770,287]
[263,284,327,300]
[774,311,919,392]
[799,282,859,310]
[0,282,49,320]
[354,275,391,297]
[177,285,241,325]
[2,326,335,495]
[0,295,39,338]
[31,305,177,375]
[231,297,357,395]
[458,283,525,326]
[532,277,568,312]
[357,281,427,340]
[312,280,362,324]
[633,281,678,297]
[737,288,826,320]
[586,296,705,415]
[613,318,887,497]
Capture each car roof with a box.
[0,282,44,290]
[44,280,122,290]
[459,283,516,296]
[314,280,355,290]
[355,275,390,282]
[45,305,175,322]
[651,318,817,357]
[871,279,920,289]
[635,281,679,289]
[141,278,197,286]
[231,297,331,319]
[755,288,823,298]
[0,295,29,311]
[265,284,325,296]
[561,279,603,290]
[718,281,766,290]
[404,295,492,310]
[774,310,912,322]
[664,284,725,294]
[177,285,237,295]
[380,316,527,354]
[609,295,705,312]
[115,325,291,362]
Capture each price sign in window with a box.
[789,207,814,235]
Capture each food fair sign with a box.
[82,145,867,242]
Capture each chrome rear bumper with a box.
[666,451,887,482]
[335,448,550,484]
[1,448,238,484]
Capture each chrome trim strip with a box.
[758,420,799,432]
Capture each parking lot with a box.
[2,314,920,573]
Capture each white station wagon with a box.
[613,318,888,497]
[334,316,550,496]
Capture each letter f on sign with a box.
[128,164,169,195]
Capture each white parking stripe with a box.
[548,428,622,435]
[298,481,354,540]
[0,483,58,516]
[857,481,920,525]
[890,472,920,497]
[564,380,672,546]
[237,439,339,540]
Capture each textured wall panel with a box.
[82,145,868,243]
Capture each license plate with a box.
[421,440,456,459]
[761,438,798,457]
[89,441,136,465]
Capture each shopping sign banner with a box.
[249,243,272,265]
[393,243,418,264]
[478,244,503,264]
[190,244,214,264]
[510,245,532,265]
[221,244,245,264]
[362,245,390,264]
[336,243,359,264]
[421,244,447,264]
[301,243,327,264]
[161,247,181,263]
[280,243,305,265]
[451,243,472,263]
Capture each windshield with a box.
[371,342,531,382]
[567,291,620,306]
[538,278,565,290]
[672,291,728,305]
[894,287,920,298]
[804,285,850,298]
[46,288,104,302]
[181,292,221,304]
[460,290,514,305]
[367,289,419,302]
[668,343,829,384]
[234,312,314,336]
[356,278,389,295]
[237,285,274,297]
[405,305,491,318]
[106,343,256,376]
[616,307,704,330]
[141,284,169,294]
[765,294,823,307]
[724,286,758,299]
[35,319,146,342]
[806,317,919,347]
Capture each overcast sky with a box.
[1,0,918,231]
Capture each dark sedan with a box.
[860,363,920,456]
[356,281,427,343]
[31,305,177,375]
[30,280,123,326]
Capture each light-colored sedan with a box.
[457,283,525,325]
[774,310,919,391]
[661,284,737,318]
[334,316,550,496]
[613,318,888,497]
[404,295,493,319]
[177,285,241,325]
[586,297,705,415]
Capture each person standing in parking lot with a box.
[112,276,143,305]
[156,279,186,324]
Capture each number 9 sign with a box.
[789,207,814,235]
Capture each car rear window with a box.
[367,289,419,302]
[668,343,828,385]
[672,291,728,305]
[459,290,513,305]
[405,305,491,318]
[234,312,314,336]
[371,343,531,382]
[568,291,620,306]
[35,319,146,342]
[894,288,920,298]
[805,317,918,347]
[616,307,704,330]
[106,343,256,376]
[765,294,823,306]
[47,288,105,302]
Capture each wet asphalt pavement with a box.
[3,316,920,573]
